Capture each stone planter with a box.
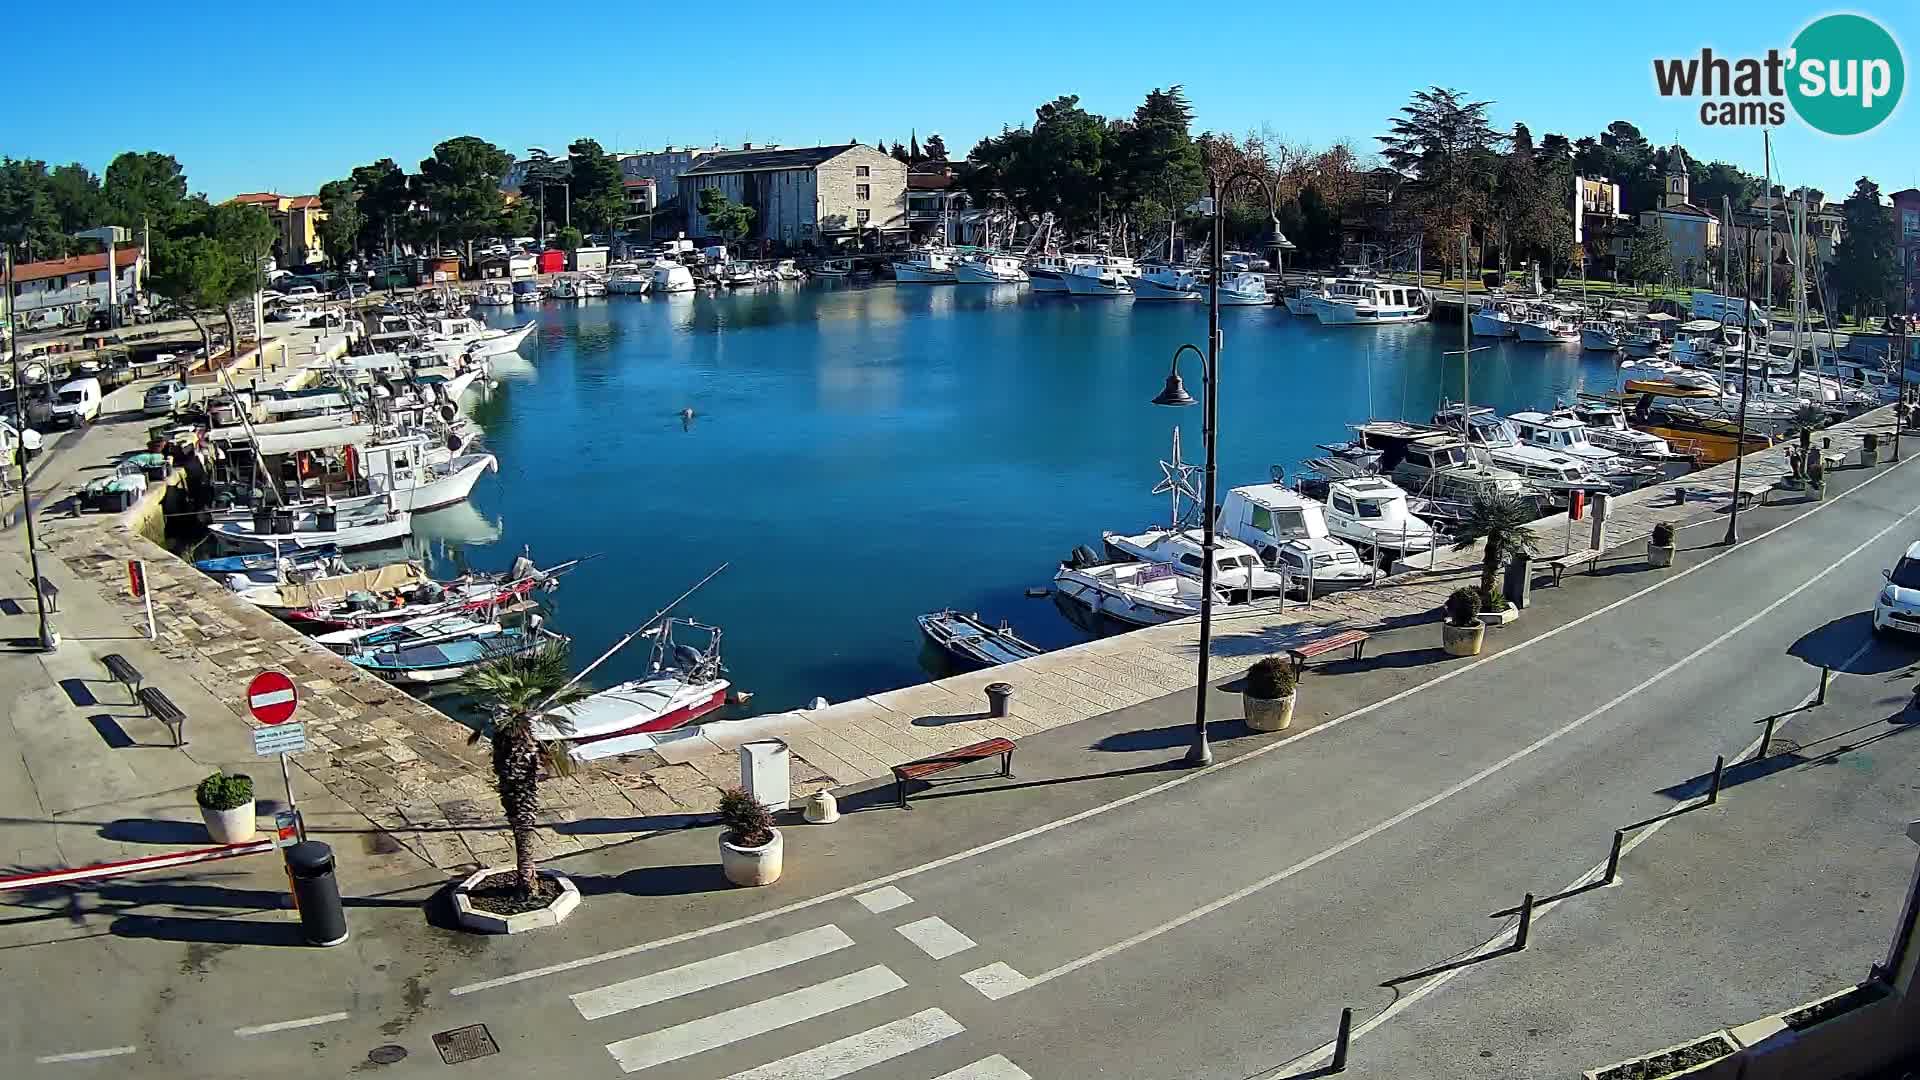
[200,800,258,844]
[1442,621,1484,656]
[1243,692,1296,733]
[720,828,784,887]
[451,868,581,934]
[1582,1032,1741,1080]
[1479,604,1518,627]
[1648,542,1676,568]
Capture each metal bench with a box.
[33,576,58,613]
[891,737,1015,808]
[1285,628,1370,677]
[1541,548,1605,585]
[135,686,186,748]
[101,653,143,702]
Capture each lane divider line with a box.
[233,1012,350,1038]
[35,1047,138,1064]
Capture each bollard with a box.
[1706,755,1725,805]
[284,841,348,946]
[1816,666,1831,706]
[985,682,1014,719]
[1330,1006,1353,1072]
[1759,714,1778,759]
[1602,830,1624,885]
[1515,892,1535,949]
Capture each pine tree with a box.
[1830,177,1899,321]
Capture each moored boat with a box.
[917,610,1044,668]
[531,619,729,760]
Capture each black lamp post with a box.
[4,245,55,650]
[1152,168,1287,767]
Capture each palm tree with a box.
[459,648,591,897]
[1449,493,1542,606]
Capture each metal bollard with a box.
[1330,1006,1353,1072]
[1515,892,1535,949]
[1816,666,1831,706]
[284,841,348,946]
[1706,755,1725,805]
[1602,830,1624,885]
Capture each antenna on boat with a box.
[534,562,729,710]
[1442,233,1491,420]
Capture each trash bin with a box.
[252,506,272,535]
[739,739,791,811]
[1504,551,1533,611]
[986,682,1014,719]
[271,508,295,535]
[284,841,348,946]
[316,507,337,532]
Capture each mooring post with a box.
[1759,714,1778,759]
[1817,665,1832,706]
[1515,892,1536,950]
[1707,754,1726,805]
[1603,829,1624,885]
[1330,1006,1353,1072]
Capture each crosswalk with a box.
[565,888,1032,1079]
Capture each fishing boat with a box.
[1101,526,1290,599]
[532,619,730,761]
[1026,254,1087,293]
[1052,552,1223,627]
[209,496,411,552]
[954,254,1029,285]
[194,544,341,577]
[1296,474,1438,556]
[1622,313,1678,358]
[1469,298,1521,338]
[1431,402,1599,498]
[1133,265,1201,301]
[550,276,587,300]
[1308,279,1428,325]
[1347,422,1535,504]
[1553,402,1681,460]
[314,610,502,654]
[1282,278,1332,316]
[1580,316,1626,351]
[1214,485,1373,593]
[1506,410,1663,490]
[893,249,958,284]
[1063,255,1138,297]
[224,560,427,618]
[917,610,1044,669]
[284,550,579,631]
[812,258,852,278]
[346,618,569,686]
[607,270,652,295]
[1514,303,1582,344]
[1201,271,1270,307]
[475,282,516,307]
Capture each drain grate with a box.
[366,1045,409,1066]
[432,1024,499,1065]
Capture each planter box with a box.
[721,828,784,886]
[452,868,581,934]
[1583,1032,1740,1080]
[1648,543,1676,568]
[1442,621,1484,656]
[1243,692,1296,732]
[201,801,258,844]
[1479,605,1518,627]
[1736,981,1900,1080]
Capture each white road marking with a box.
[232,1011,350,1038]
[35,1046,138,1064]
[604,965,906,1074]
[1265,635,1889,1076]
[895,915,977,959]
[934,1055,1036,1080]
[573,925,855,1020]
[720,1007,963,1080]
[960,962,1033,1001]
[854,885,913,913]
[1002,498,1920,997]
[449,453,1913,999]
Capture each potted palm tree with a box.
[196,771,256,843]
[1449,493,1541,625]
[1242,656,1297,732]
[1442,587,1485,656]
[718,787,783,886]
[1648,521,1677,568]
[452,649,592,932]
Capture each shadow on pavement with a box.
[1313,646,1453,676]
[110,913,306,947]
[100,818,209,845]
[1092,717,1255,752]
[836,759,1184,815]
[87,713,138,749]
[913,711,989,727]
[1790,613,1901,674]
[572,863,731,898]
[553,812,705,836]
[57,678,98,707]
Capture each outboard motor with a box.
[1068,544,1102,569]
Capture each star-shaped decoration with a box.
[1152,426,1202,525]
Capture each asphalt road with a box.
[7,446,1920,1079]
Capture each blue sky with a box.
[9,1,1915,202]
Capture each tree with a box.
[414,136,514,263]
[0,159,67,261]
[1692,161,1762,216]
[566,138,627,238]
[554,225,583,253]
[1377,86,1504,278]
[1626,221,1674,290]
[1494,123,1573,279]
[698,187,755,242]
[889,141,910,164]
[349,158,412,257]
[148,200,244,368]
[47,163,106,238]
[923,133,949,162]
[458,649,591,898]
[317,180,364,267]
[102,151,188,231]
[1115,86,1203,229]
[1830,177,1898,321]
[206,201,276,351]
[1449,493,1541,609]
[909,130,923,164]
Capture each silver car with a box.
[143,380,188,416]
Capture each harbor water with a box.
[439,284,1626,714]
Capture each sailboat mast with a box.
[1763,129,1773,315]
[1461,233,1471,412]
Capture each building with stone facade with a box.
[676,144,906,250]
[1893,188,1920,315]
[1633,146,1720,285]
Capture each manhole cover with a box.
[433,1024,498,1065]
[366,1045,408,1065]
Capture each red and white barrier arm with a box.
[0,824,297,892]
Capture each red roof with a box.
[12,244,144,284]
[622,177,655,189]
[906,174,952,190]
[286,194,322,210]
[230,192,282,205]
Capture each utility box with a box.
[1589,492,1610,550]
[1505,551,1533,610]
[739,739,791,810]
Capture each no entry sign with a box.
[246,670,299,725]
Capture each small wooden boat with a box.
[917,610,1044,669]
[195,544,341,575]
[345,621,569,685]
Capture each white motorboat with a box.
[211,496,412,552]
[893,249,958,284]
[954,254,1028,285]
[475,282,515,307]
[1514,303,1582,344]
[1432,402,1597,497]
[1553,403,1677,459]
[1215,484,1372,592]
[1063,256,1138,297]
[1349,421,1535,504]
[773,259,805,281]
[1282,278,1332,316]
[364,450,498,512]
[1202,271,1269,307]
[1026,254,1086,293]
[1052,557,1222,627]
[550,276,586,299]
[1469,298,1521,338]
[1580,319,1623,351]
[651,260,696,294]
[1100,526,1288,597]
[1133,266,1201,301]
[721,262,760,287]
[607,271,652,295]
[1308,279,1428,325]
[532,620,730,761]
[1622,313,1677,358]
[1670,319,1742,365]
[811,259,852,278]
[1316,475,1437,556]
[1507,410,1661,489]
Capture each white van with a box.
[49,377,103,427]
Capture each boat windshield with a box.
[1430,447,1469,468]
[1219,554,1256,573]
[1354,498,1389,519]
[1250,505,1310,538]
[1893,558,1920,590]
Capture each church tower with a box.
[1663,145,1691,208]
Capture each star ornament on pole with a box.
[1153,426,1202,526]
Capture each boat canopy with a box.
[1623,379,1721,399]
[261,392,349,415]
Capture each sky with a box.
[8,1,1916,203]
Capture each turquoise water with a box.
[441,284,1621,713]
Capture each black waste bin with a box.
[1504,550,1533,610]
[316,507,337,532]
[252,505,272,535]
[284,841,348,946]
[271,508,295,535]
[986,682,1014,719]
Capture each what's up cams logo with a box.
[1653,13,1904,135]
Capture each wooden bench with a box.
[136,686,186,748]
[1286,628,1370,676]
[34,576,58,613]
[891,737,1015,808]
[101,653,143,702]
[1540,548,1604,585]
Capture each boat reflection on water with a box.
[407,502,505,555]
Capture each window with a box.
[1271,508,1308,537]
[1330,493,1354,516]
[1356,499,1385,519]
[856,185,870,201]
[856,165,870,177]
[856,209,870,225]
[1250,506,1274,534]
[1178,554,1203,568]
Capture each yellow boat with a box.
[1614,381,1775,465]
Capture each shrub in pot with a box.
[1442,587,1485,657]
[1242,656,1297,732]
[717,786,782,886]
[196,771,256,843]
[1863,431,1880,466]
[1648,520,1677,568]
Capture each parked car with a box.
[332,283,371,300]
[48,377,103,427]
[283,285,321,302]
[1874,543,1920,637]
[143,379,189,416]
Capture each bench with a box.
[1541,548,1605,585]
[1286,628,1370,677]
[891,737,1015,808]
[136,686,186,748]
[101,653,143,702]
[34,576,58,613]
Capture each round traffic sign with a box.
[246,670,299,725]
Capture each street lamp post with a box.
[1723,230,1759,546]
[1152,168,1287,767]
[1896,315,1910,463]
[4,245,57,650]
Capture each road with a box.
[7,437,1920,1079]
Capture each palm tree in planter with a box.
[459,649,592,901]
[1449,493,1542,621]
